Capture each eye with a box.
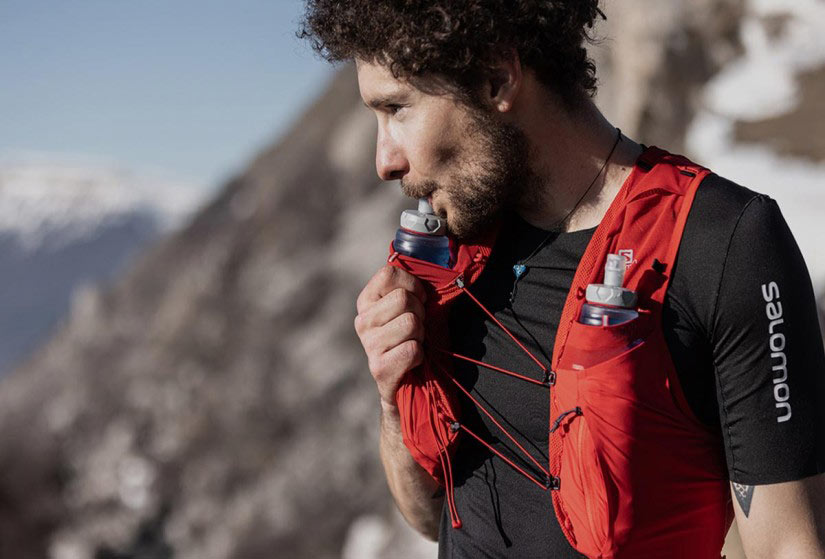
[386,104,407,116]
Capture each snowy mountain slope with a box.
[0,153,202,251]
[0,154,206,375]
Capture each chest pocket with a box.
[553,309,659,556]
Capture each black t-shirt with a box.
[438,172,825,558]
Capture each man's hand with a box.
[354,264,428,409]
[732,472,825,558]
[354,265,443,540]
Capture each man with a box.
[301,1,825,557]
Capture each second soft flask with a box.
[571,254,641,369]
[394,198,451,267]
[579,254,638,326]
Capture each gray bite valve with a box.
[400,198,447,235]
[585,253,637,308]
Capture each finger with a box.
[373,339,425,387]
[355,287,426,334]
[363,311,425,357]
[357,265,427,315]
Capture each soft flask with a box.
[394,198,451,267]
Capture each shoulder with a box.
[689,172,770,231]
[684,171,798,266]
[667,171,788,339]
[678,172,786,271]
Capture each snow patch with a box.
[703,0,825,121]
[688,0,825,292]
[0,151,208,251]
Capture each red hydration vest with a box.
[387,147,734,558]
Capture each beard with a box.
[401,110,540,241]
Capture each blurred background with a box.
[0,0,823,558]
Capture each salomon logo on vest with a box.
[618,249,636,269]
[762,281,792,423]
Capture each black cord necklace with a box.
[509,127,622,305]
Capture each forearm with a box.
[379,401,444,541]
[747,533,825,559]
[733,476,825,559]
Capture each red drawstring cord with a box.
[454,423,548,491]
[456,278,549,375]
[436,348,548,387]
[423,365,461,527]
[434,360,549,482]
[425,276,574,529]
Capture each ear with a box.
[485,49,522,113]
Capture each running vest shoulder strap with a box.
[549,147,732,558]
[552,146,708,366]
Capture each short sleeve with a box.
[711,195,825,484]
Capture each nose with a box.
[376,126,409,181]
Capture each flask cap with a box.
[585,254,637,308]
[400,198,447,235]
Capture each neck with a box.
[511,91,644,233]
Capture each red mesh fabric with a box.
[549,148,732,558]
[386,224,498,484]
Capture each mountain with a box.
[0,156,205,375]
[0,1,823,558]
[0,70,401,559]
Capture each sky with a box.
[0,0,335,191]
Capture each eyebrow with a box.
[363,93,409,110]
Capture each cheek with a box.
[407,137,455,180]
[416,110,465,171]
[433,142,459,167]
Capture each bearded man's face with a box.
[356,61,539,240]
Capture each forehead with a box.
[356,60,416,104]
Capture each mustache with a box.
[400,178,440,199]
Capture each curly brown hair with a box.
[298,0,604,109]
